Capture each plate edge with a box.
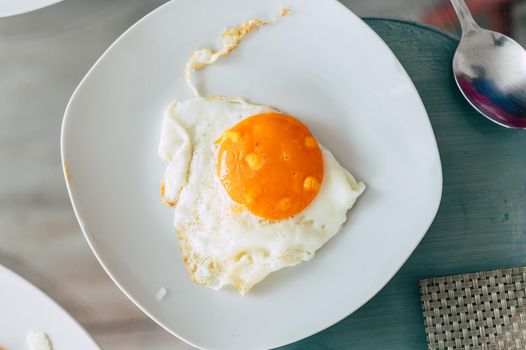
[60,1,445,349]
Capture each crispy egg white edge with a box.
[159,96,365,292]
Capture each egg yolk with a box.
[216,113,324,220]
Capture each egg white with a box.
[159,96,365,293]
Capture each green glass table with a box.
[281,18,526,349]
[1,3,525,346]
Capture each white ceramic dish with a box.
[0,0,62,17]
[0,265,100,349]
[61,0,442,349]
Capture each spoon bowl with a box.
[451,0,526,128]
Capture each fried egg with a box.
[158,10,365,294]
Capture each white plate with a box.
[0,265,100,350]
[0,0,63,17]
[61,0,442,349]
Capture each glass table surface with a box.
[0,0,523,349]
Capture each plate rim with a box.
[0,264,101,349]
[60,1,443,349]
[0,0,64,18]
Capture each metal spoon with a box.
[451,0,526,128]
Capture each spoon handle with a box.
[450,0,479,34]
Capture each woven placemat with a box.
[420,267,526,350]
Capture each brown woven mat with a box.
[420,267,526,350]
